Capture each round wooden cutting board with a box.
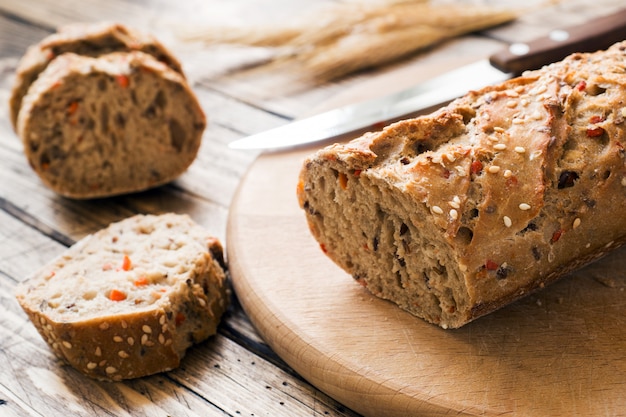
[226,144,626,416]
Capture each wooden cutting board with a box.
[226,55,626,415]
[227,146,626,417]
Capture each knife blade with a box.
[229,8,626,151]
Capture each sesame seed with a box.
[159,315,166,325]
[621,108,626,118]
[432,205,444,214]
[158,334,165,344]
[39,317,46,325]
[488,165,501,174]
[488,135,500,142]
[450,209,459,220]
[118,351,130,359]
[161,324,168,333]
[494,143,507,150]
[87,362,97,370]
[459,264,468,272]
[113,336,123,343]
[198,298,207,308]
[449,200,460,209]
[503,216,512,227]
[141,334,149,345]
[99,323,110,330]
[514,86,525,94]
[514,146,526,153]
[512,117,525,124]
[443,153,456,162]
[142,325,152,334]
[531,111,543,120]
[164,339,173,347]
[127,337,134,346]
[573,218,581,229]
[95,347,102,356]
[99,360,107,367]
[621,177,626,186]
[533,85,548,95]
[506,100,517,108]
[519,203,531,211]
[62,341,72,349]
[503,170,513,178]
[121,321,128,329]
[494,127,505,133]
[520,98,529,107]
[105,366,117,374]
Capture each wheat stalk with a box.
[176,0,519,81]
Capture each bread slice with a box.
[298,41,626,329]
[17,50,205,198]
[9,22,183,130]
[15,213,228,381]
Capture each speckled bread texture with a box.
[14,213,229,381]
[9,21,183,130]
[17,50,205,198]
[298,41,626,329]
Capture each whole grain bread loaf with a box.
[9,22,183,130]
[15,213,228,381]
[298,41,626,329]
[17,50,205,198]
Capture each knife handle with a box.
[489,8,626,74]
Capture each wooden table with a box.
[1,1,625,416]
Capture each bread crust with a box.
[9,22,183,130]
[15,213,229,381]
[298,41,626,328]
[17,51,205,199]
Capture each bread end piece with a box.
[17,51,205,199]
[15,213,228,380]
[298,41,626,328]
[9,21,183,130]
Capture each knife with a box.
[229,9,626,151]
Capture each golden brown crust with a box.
[9,21,183,130]
[298,41,626,328]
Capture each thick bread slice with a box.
[9,21,183,130]
[298,41,626,329]
[14,213,228,381]
[17,51,205,199]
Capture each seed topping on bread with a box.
[298,41,626,328]
[15,213,228,380]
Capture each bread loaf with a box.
[298,41,626,329]
[15,213,228,381]
[9,22,183,130]
[17,50,205,198]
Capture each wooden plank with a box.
[169,335,362,417]
[0,15,52,59]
